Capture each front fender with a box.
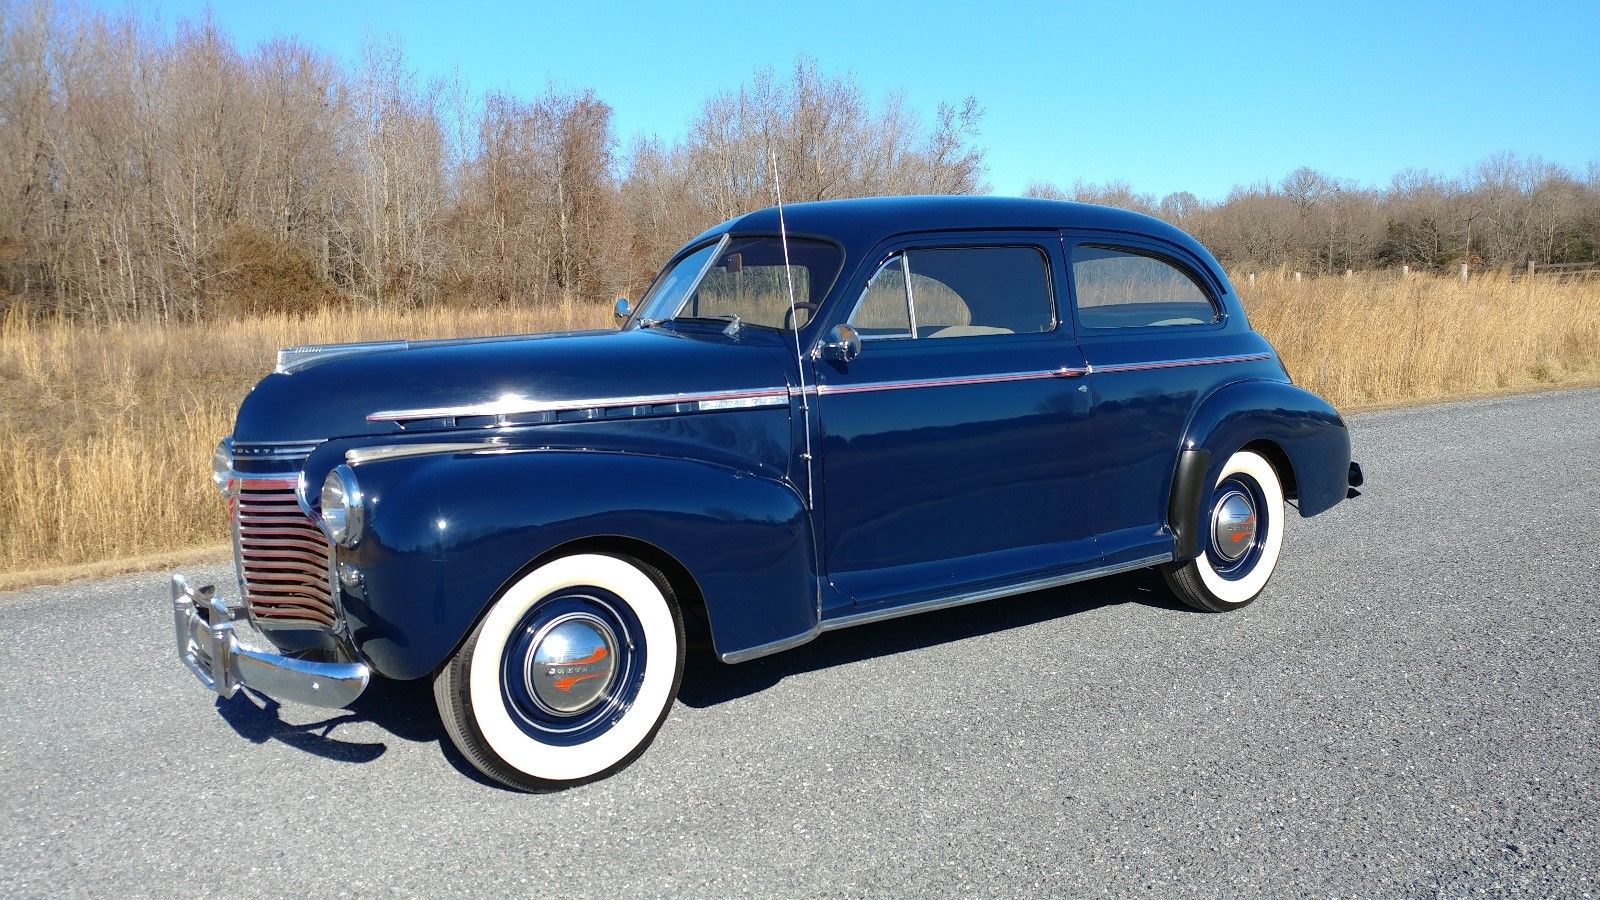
[338,449,816,680]
[1173,379,1352,556]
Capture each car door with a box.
[1064,232,1263,565]
[810,233,1101,614]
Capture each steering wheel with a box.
[783,301,820,331]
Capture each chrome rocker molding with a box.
[718,552,1171,663]
[171,574,369,708]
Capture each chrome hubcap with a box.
[1211,489,1258,562]
[524,613,618,716]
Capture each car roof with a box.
[691,195,1209,264]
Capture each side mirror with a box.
[819,324,862,364]
[613,297,631,328]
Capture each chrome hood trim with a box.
[276,341,412,374]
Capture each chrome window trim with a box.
[902,254,919,337]
[847,254,915,342]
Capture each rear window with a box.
[1071,246,1218,328]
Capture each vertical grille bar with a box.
[232,476,337,629]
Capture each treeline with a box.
[0,1,982,321]
[2,2,1596,324]
[1029,156,1600,275]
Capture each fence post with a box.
[1247,272,1255,287]
[1294,271,1302,283]
[1528,260,1536,277]
[1402,264,1409,277]
[1459,263,1469,283]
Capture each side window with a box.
[1071,246,1218,328]
[848,256,912,338]
[846,245,1054,340]
[907,247,1053,338]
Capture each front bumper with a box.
[170,574,369,708]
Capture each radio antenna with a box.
[768,143,814,509]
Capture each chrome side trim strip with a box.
[821,554,1172,632]
[345,441,504,465]
[717,553,1171,664]
[367,386,791,423]
[1091,352,1271,375]
[814,366,1088,397]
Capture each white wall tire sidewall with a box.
[467,554,677,783]
[1196,451,1284,605]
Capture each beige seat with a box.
[926,324,1014,338]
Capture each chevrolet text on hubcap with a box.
[432,553,684,791]
[526,613,619,716]
[1210,488,1257,563]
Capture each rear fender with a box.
[337,449,816,680]
[1171,379,1351,560]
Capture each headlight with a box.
[212,438,233,497]
[320,465,365,547]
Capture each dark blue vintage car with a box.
[172,196,1360,789]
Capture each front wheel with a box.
[433,553,684,791]
[1161,450,1286,612]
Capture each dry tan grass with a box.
[0,302,610,576]
[1240,271,1600,407]
[2,272,1596,579]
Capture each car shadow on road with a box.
[212,674,510,785]
[677,567,1195,708]
[209,567,1191,785]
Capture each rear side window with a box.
[1071,246,1218,328]
[847,246,1054,339]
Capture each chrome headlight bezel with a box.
[212,438,234,497]
[320,464,365,547]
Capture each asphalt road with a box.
[3,388,1597,898]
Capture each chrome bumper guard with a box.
[170,574,369,708]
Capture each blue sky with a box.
[99,0,1599,199]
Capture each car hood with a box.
[232,327,795,445]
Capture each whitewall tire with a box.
[1161,450,1286,612]
[433,553,685,791]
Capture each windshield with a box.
[632,235,844,331]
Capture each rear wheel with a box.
[433,552,684,791]
[1162,450,1285,612]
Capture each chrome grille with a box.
[233,476,337,629]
